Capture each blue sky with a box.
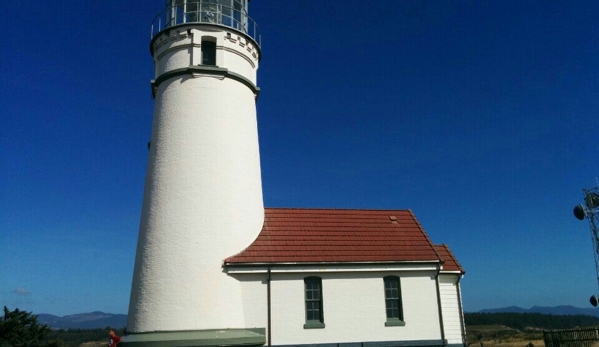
[1,0,598,317]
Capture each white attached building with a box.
[224,208,466,347]
[123,1,466,347]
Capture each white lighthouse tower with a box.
[125,1,264,345]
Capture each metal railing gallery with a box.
[150,0,261,48]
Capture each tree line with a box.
[465,312,599,331]
[0,307,123,347]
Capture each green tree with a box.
[0,306,63,347]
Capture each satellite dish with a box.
[591,295,598,307]
[585,192,599,209]
[574,204,586,220]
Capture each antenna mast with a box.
[573,186,599,306]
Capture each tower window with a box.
[304,277,325,329]
[384,276,405,326]
[201,40,216,66]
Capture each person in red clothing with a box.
[108,329,122,347]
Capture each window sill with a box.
[304,322,326,329]
[385,319,406,327]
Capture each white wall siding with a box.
[269,271,442,345]
[235,273,268,328]
[439,275,464,345]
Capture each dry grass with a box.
[474,338,545,347]
[79,342,105,347]
[466,325,544,347]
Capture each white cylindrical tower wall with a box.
[127,20,264,335]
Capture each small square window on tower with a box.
[201,40,216,66]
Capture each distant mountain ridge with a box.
[37,306,599,329]
[479,305,599,317]
[37,311,127,329]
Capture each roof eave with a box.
[224,260,443,274]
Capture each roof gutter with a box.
[224,262,442,275]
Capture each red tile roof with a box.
[225,208,448,265]
[434,244,465,274]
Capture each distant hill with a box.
[479,305,599,318]
[36,306,598,330]
[37,311,127,329]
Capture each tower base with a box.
[121,328,266,347]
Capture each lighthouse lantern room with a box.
[152,0,259,45]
